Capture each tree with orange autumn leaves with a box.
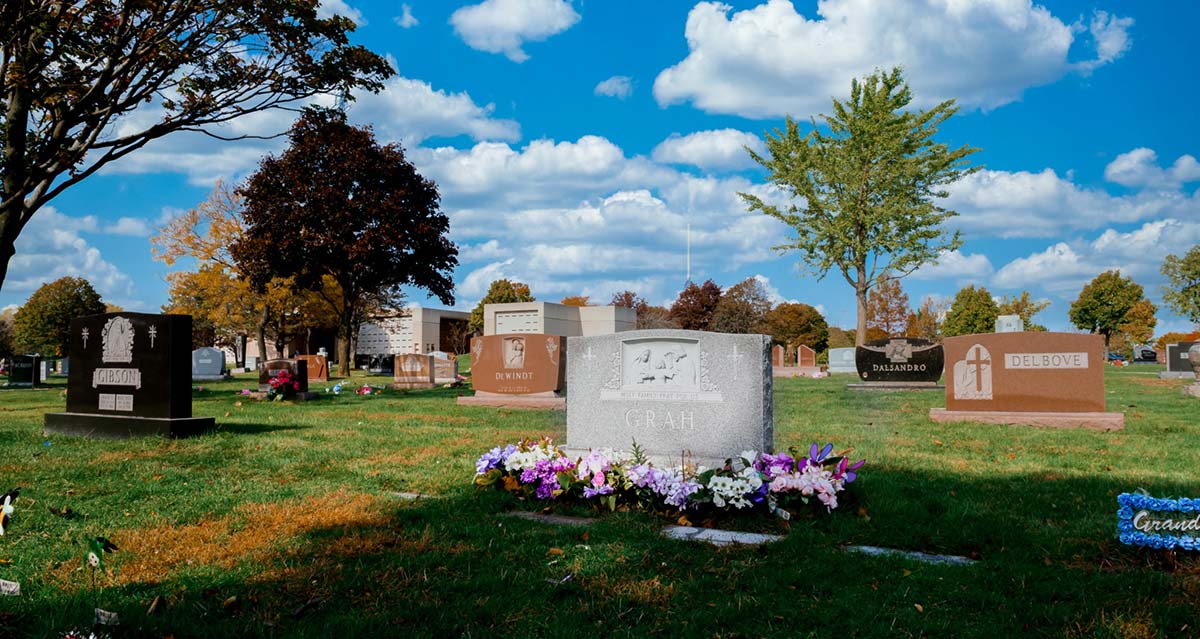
[151,181,339,355]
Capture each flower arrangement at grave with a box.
[267,369,300,400]
[474,438,864,518]
[0,488,18,535]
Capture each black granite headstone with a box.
[367,354,394,375]
[234,335,247,369]
[43,313,214,438]
[1167,342,1197,373]
[855,338,944,383]
[257,359,308,392]
[6,355,40,387]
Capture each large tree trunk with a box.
[256,306,269,365]
[855,268,869,346]
[338,293,355,379]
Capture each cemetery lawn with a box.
[1,366,1199,638]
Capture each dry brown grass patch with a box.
[54,490,385,588]
[1129,378,1182,388]
[366,412,471,425]
[590,574,676,606]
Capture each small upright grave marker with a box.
[393,354,436,389]
[298,354,329,383]
[797,345,816,368]
[994,315,1023,333]
[457,334,567,409]
[827,347,856,374]
[5,355,40,387]
[191,347,228,381]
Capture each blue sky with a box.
[3,0,1198,335]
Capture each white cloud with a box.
[945,167,1198,238]
[318,0,366,25]
[751,274,797,305]
[653,0,1132,119]
[992,218,1200,296]
[458,239,511,262]
[349,75,521,145]
[100,73,519,185]
[1077,10,1134,74]
[910,250,995,281]
[1103,148,1200,190]
[652,129,764,171]
[394,4,418,28]
[105,217,152,237]
[6,208,135,303]
[450,0,580,62]
[594,76,633,99]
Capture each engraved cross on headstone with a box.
[728,343,745,380]
[148,326,158,349]
[967,346,990,393]
[582,346,596,361]
[81,328,89,349]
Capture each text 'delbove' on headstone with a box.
[930,332,1123,430]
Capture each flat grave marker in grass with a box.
[661,525,782,546]
[43,312,214,438]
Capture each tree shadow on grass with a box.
[8,470,1200,638]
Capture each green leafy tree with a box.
[469,280,534,334]
[231,109,457,374]
[709,277,773,334]
[1069,270,1145,351]
[997,291,1050,331]
[742,67,979,346]
[942,285,999,337]
[12,277,105,356]
[0,1,392,290]
[669,280,722,331]
[762,303,829,352]
[1161,245,1200,326]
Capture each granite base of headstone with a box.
[5,355,40,387]
[191,347,229,381]
[1160,342,1197,379]
[563,329,772,466]
[456,334,566,409]
[848,338,944,390]
[929,332,1123,431]
[43,313,214,438]
[393,354,436,389]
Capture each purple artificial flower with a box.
[583,484,614,498]
[756,452,795,478]
[807,442,834,467]
[844,458,866,483]
[475,444,518,475]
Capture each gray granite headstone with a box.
[38,360,53,380]
[827,347,856,374]
[565,329,772,464]
[995,315,1023,333]
[191,347,228,380]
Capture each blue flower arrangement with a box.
[1116,493,1200,551]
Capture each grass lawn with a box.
[0,365,1198,638]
